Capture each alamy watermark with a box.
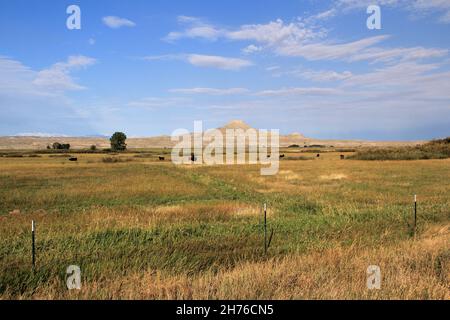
[66,265,81,290]
[367,5,381,30]
[66,4,381,31]
[171,121,280,175]
[66,5,81,30]
[366,265,381,290]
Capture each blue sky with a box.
[1,0,449,140]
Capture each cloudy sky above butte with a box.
[1,0,449,140]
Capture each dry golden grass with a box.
[20,223,449,300]
[0,152,449,299]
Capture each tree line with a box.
[48,132,127,152]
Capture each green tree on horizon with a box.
[110,132,127,151]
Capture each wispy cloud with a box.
[141,54,184,61]
[255,87,342,96]
[165,14,448,63]
[0,55,96,97]
[439,9,450,22]
[143,53,252,70]
[127,97,189,108]
[225,18,323,45]
[33,56,96,91]
[169,87,249,95]
[304,9,337,23]
[102,16,136,29]
[0,55,97,136]
[187,54,252,70]
[15,132,70,137]
[277,35,389,60]
[349,46,448,63]
[292,69,353,82]
[164,15,221,41]
[335,0,450,24]
[266,66,280,72]
[342,61,444,90]
[165,16,325,48]
[242,44,262,54]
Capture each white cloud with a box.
[325,60,450,103]
[169,87,249,95]
[164,12,449,65]
[142,54,184,61]
[266,66,280,71]
[343,61,440,88]
[349,46,448,63]
[277,35,389,60]
[242,44,262,54]
[33,55,96,92]
[226,18,323,47]
[165,17,325,49]
[439,9,450,22]
[127,97,188,108]
[61,55,97,69]
[295,70,353,82]
[165,17,445,63]
[176,15,201,23]
[15,132,70,137]
[187,54,252,70]
[336,0,450,23]
[164,15,221,41]
[166,27,220,42]
[0,56,39,97]
[0,55,96,97]
[255,87,342,96]
[336,0,401,10]
[33,69,85,91]
[142,53,252,70]
[412,0,450,12]
[305,9,337,23]
[102,16,136,29]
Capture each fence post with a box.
[264,203,267,255]
[32,220,36,271]
[414,195,417,234]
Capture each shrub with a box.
[285,156,311,160]
[52,142,70,150]
[102,157,119,163]
[4,154,23,158]
[102,157,133,163]
[349,138,450,160]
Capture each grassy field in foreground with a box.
[0,151,449,299]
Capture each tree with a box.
[90,145,97,151]
[110,132,127,151]
[52,142,70,150]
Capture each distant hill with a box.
[220,119,253,131]
[0,120,422,150]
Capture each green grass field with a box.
[0,151,449,299]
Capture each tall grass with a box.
[0,152,449,299]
